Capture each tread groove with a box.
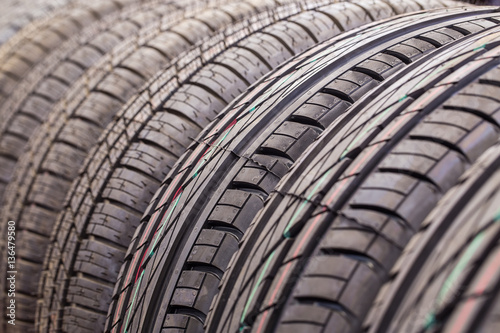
[348,203,415,232]
[409,134,471,163]
[378,167,442,191]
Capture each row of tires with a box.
[1,0,500,332]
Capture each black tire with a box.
[38,1,423,332]
[364,141,500,333]
[205,10,500,333]
[105,3,484,333]
[0,0,191,238]
[0,0,135,117]
[0,0,74,45]
[0,0,138,203]
[1,1,279,331]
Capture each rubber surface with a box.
[200,9,500,333]
[0,0,194,238]
[0,0,137,118]
[105,3,481,333]
[39,1,365,331]
[0,0,142,205]
[365,141,500,333]
[19,1,319,332]
[1,0,281,331]
[0,0,74,45]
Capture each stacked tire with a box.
[0,1,499,333]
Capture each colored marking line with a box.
[112,293,126,333]
[149,192,183,257]
[425,211,500,330]
[255,212,325,333]
[283,169,332,238]
[448,248,500,333]
[192,119,236,178]
[424,231,486,330]
[122,270,145,333]
[249,99,413,331]
[240,251,276,328]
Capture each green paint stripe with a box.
[283,169,332,237]
[124,270,145,333]
[424,231,486,329]
[473,44,486,51]
[240,251,276,326]
[192,125,233,178]
[425,206,500,329]
[340,105,392,160]
[437,231,486,306]
[149,193,182,256]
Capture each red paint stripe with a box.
[115,248,142,332]
[256,212,325,333]
[158,174,181,207]
[268,262,292,306]
[257,109,416,331]
[256,310,269,333]
[448,250,500,333]
[326,112,411,206]
[225,118,238,131]
[186,142,208,168]
[173,187,183,201]
[193,118,237,168]
[135,250,149,283]
[139,203,165,246]
[293,212,324,258]
[411,85,447,112]
[194,140,215,166]
[112,293,126,332]
[154,173,182,226]
[448,298,476,333]
[124,252,140,290]
[475,253,500,294]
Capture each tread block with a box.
[74,239,125,283]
